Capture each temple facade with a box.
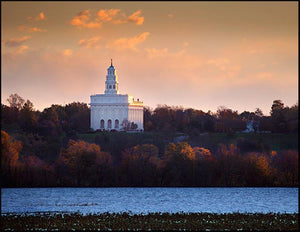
[90,60,143,131]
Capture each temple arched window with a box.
[108,119,112,129]
[100,119,105,129]
[115,119,119,129]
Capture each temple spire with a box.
[105,59,119,94]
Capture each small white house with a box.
[89,60,144,131]
[242,120,258,133]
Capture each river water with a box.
[1,187,298,215]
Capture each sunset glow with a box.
[1,1,298,115]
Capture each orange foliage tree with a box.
[1,130,23,186]
[57,139,112,186]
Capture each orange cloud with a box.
[2,36,31,47]
[168,14,174,18]
[78,36,102,48]
[27,12,46,21]
[145,48,169,58]
[96,9,121,22]
[127,10,144,25]
[207,58,230,71]
[15,45,29,54]
[5,45,30,56]
[107,32,150,51]
[18,25,46,32]
[62,49,73,57]
[70,10,102,29]
[70,9,145,29]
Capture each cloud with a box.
[18,25,47,32]
[15,45,29,54]
[207,58,230,71]
[96,9,121,22]
[70,10,102,29]
[27,12,46,21]
[127,10,144,25]
[144,48,169,58]
[107,32,150,51]
[62,49,73,57]
[239,37,297,56]
[168,14,174,18]
[2,36,31,47]
[70,9,145,29]
[78,36,102,48]
[144,43,191,61]
[3,45,30,58]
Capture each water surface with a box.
[1,187,298,215]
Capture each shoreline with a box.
[1,212,298,231]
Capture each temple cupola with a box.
[105,59,119,94]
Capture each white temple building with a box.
[90,60,144,131]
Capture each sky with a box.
[1,1,298,115]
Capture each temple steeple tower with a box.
[105,59,119,94]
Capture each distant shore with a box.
[1,212,298,231]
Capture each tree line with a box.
[144,100,298,135]
[1,93,298,187]
[2,132,298,187]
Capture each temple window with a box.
[115,119,119,128]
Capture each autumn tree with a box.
[213,144,246,186]
[18,155,56,187]
[119,144,162,186]
[215,106,246,132]
[244,153,274,186]
[57,140,112,186]
[271,150,298,186]
[192,147,216,186]
[162,142,196,186]
[1,130,23,186]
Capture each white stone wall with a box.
[90,94,143,131]
[91,94,129,104]
[90,104,128,130]
[128,105,144,130]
